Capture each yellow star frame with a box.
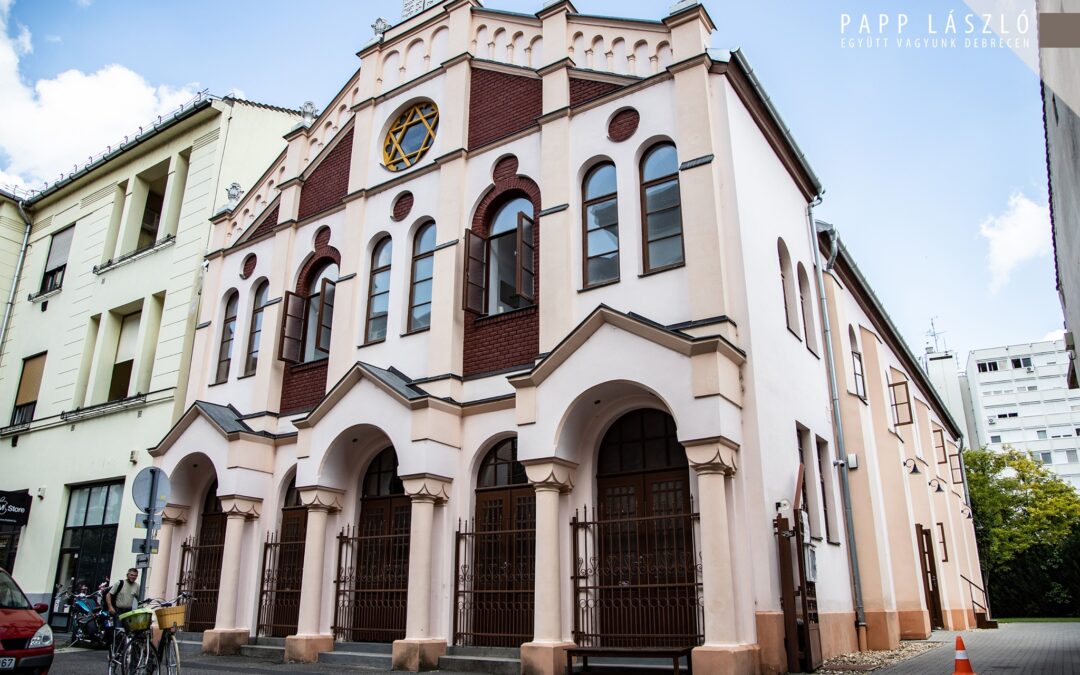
[382,101,439,172]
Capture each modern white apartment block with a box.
[965,340,1080,489]
[0,96,300,627]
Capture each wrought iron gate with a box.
[176,515,225,633]
[570,503,703,648]
[332,507,410,642]
[256,528,305,637]
[452,516,535,647]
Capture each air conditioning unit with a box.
[1026,366,1035,373]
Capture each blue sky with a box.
[0,0,1057,365]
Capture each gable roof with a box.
[150,400,282,455]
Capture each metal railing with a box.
[332,524,409,643]
[256,530,305,638]
[452,518,535,647]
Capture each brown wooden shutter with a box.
[515,212,535,302]
[315,278,336,354]
[278,291,306,364]
[15,353,46,405]
[463,229,487,315]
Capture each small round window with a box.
[382,101,439,172]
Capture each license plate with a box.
[0,657,15,670]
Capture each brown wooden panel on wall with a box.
[298,129,354,221]
[468,69,542,149]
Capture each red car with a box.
[0,569,52,674]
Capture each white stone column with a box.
[159,151,188,239]
[684,441,757,674]
[147,504,188,602]
[203,496,260,655]
[393,475,451,672]
[285,488,343,663]
[520,458,577,675]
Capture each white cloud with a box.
[978,192,1051,293]
[0,1,198,188]
[1041,328,1065,343]
[13,22,28,54]
[74,0,92,7]
[44,34,60,44]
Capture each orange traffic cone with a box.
[953,635,976,674]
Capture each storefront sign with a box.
[0,490,31,527]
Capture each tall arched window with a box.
[244,281,269,376]
[366,237,393,342]
[849,325,867,400]
[582,162,619,287]
[640,143,683,272]
[777,239,799,336]
[279,260,338,364]
[463,196,535,315]
[215,291,239,383]
[797,263,818,354]
[408,223,435,332]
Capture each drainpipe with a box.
[0,199,34,370]
[807,202,868,650]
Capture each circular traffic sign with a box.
[131,467,171,514]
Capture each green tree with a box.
[965,446,1080,616]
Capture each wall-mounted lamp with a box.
[928,478,945,493]
[902,458,921,475]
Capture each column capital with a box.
[298,486,345,512]
[161,503,190,524]
[683,438,738,476]
[522,458,577,493]
[400,473,452,504]
[218,495,262,519]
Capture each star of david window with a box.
[382,101,439,171]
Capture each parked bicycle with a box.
[115,592,193,675]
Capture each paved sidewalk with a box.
[878,622,1080,674]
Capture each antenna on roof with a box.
[926,317,946,353]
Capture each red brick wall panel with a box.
[298,129,354,221]
[280,360,329,414]
[462,175,542,376]
[392,191,414,221]
[608,108,640,142]
[248,204,279,241]
[569,77,621,107]
[469,69,542,149]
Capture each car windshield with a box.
[0,571,32,610]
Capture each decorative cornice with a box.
[683,439,738,476]
[161,503,190,524]
[537,57,575,76]
[522,458,577,492]
[400,473,452,504]
[298,486,345,512]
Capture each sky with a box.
[0,0,1059,366]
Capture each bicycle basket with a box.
[118,608,153,632]
[155,605,186,630]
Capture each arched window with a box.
[777,239,799,336]
[640,143,683,272]
[363,447,405,498]
[849,325,867,400]
[477,438,528,488]
[797,263,818,354]
[582,162,619,287]
[463,196,535,315]
[244,281,269,376]
[214,291,239,383]
[366,237,393,343]
[408,223,436,332]
[280,261,338,364]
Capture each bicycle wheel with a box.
[160,633,181,675]
[124,634,158,675]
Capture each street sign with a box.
[131,467,171,514]
[131,538,159,555]
[135,554,150,569]
[134,513,162,530]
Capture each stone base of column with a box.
[864,609,900,650]
[201,628,250,655]
[284,634,334,662]
[691,644,759,675]
[520,641,576,675]
[391,638,446,671]
[897,609,931,640]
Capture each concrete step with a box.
[445,645,520,659]
[239,644,284,661]
[332,640,394,654]
[438,653,521,674]
[253,636,286,647]
[175,638,202,656]
[318,649,393,669]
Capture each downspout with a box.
[0,199,34,370]
[808,203,868,649]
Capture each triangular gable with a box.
[297,125,355,221]
[233,197,281,246]
[508,305,744,389]
[150,401,252,455]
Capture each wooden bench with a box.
[565,646,693,674]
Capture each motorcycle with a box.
[60,582,113,649]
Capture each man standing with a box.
[105,568,139,615]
